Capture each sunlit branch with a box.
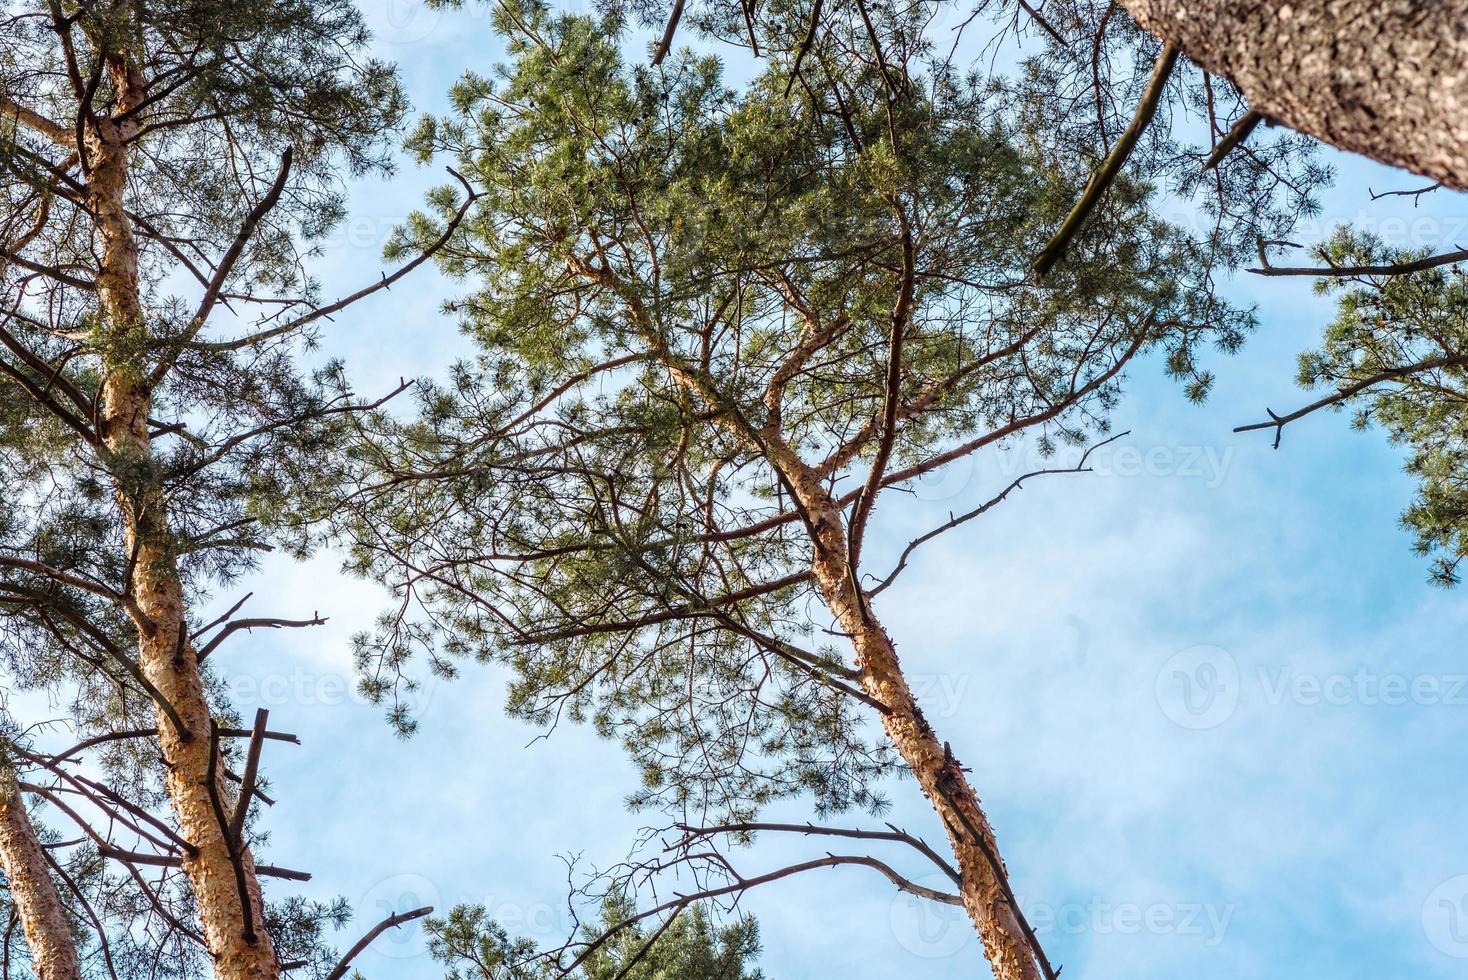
[323,906,433,980]
[1234,355,1468,448]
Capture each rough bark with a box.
[0,768,81,980]
[89,51,279,980]
[602,254,1044,979]
[784,465,1042,980]
[1120,1,1468,189]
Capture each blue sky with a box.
[49,4,1468,977]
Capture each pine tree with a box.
[0,750,79,980]
[1237,229,1468,584]
[0,1,452,974]
[328,3,1317,978]
[428,898,765,980]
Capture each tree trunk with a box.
[89,53,279,980]
[0,768,80,980]
[1120,0,1468,189]
[640,284,1042,978]
[785,470,1042,980]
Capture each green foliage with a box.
[0,0,409,662]
[0,0,410,969]
[1294,229,1468,585]
[427,898,766,980]
[578,899,764,980]
[334,0,1283,831]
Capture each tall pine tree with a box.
[0,1,453,974]
[327,3,1319,977]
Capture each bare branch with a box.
[186,170,481,353]
[674,820,960,884]
[870,431,1129,594]
[229,709,268,843]
[1248,248,1468,278]
[196,614,327,662]
[1234,355,1468,448]
[651,0,686,65]
[1202,109,1263,171]
[148,148,294,386]
[324,906,433,980]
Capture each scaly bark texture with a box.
[0,768,80,980]
[1120,1,1468,188]
[634,301,1044,980]
[89,50,278,980]
[790,472,1042,980]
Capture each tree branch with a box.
[1248,247,1468,278]
[1234,355,1468,448]
[324,906,433,980]
[1033,43,1180,277]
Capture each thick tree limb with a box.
[1202,109,1263,170]
[96,846,310,882]
[1121,0,1468,188]
[1248,248,1468,279]
[205,722,258,945]
[228,709,268,844]
[0,95,75,147]
[1034,43,1180,277]
[651,0,686,65]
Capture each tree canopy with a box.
[0,0,1461,978]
